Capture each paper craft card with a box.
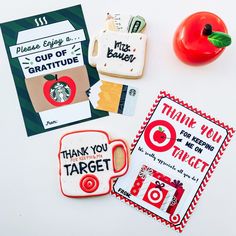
[0,5,108,136]
[112,91,234,232]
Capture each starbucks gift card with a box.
[112,91,234,232]
[0,5,108,136]
[87,80,138,116]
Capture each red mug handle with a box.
[110,139,129,177]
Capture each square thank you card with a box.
[112,91,234,232]
[0,5,108,136]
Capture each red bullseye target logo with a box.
[80,174,99,193]
[147,188,163,204]
[143,182,169,208]
[169,214,181,224]
[144,120,176,152]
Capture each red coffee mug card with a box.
[59,130,129,197]
[112,91,234,232]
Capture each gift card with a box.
[87,80,138,116]
[112,91,235,232]
[0,5,108,136]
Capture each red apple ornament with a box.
[153,127,167,144]
[43,74,76,106]
[173,12,231,65]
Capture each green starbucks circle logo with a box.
[43,74,76,107]
[50,82,71,103]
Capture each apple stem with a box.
[55,74,58,81]
[203,24,213,36]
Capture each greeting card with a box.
[0,5,108,136]
[112,91,234,232]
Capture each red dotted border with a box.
[111,90,235,233]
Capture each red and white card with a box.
[112,91,235,232]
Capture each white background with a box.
[0,1,235,235]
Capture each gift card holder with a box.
[89,30,147,78]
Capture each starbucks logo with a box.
[50,82,71,103]
[43,74,76,107]
[129,89,136,96]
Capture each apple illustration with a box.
[173,12,231,65]
[153,127,167,144]
[43,74,76,106]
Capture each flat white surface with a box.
[0,1,235,235]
